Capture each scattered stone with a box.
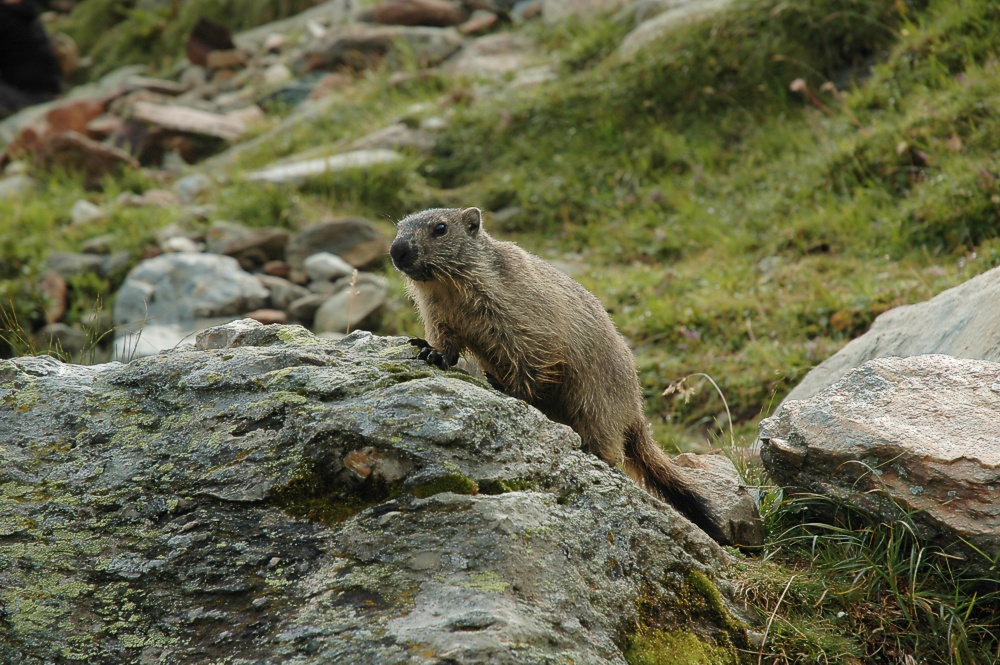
[45,251,107,280]
[179,65,209,88]
[85,113,124,139]
[287,293,330,324]
[205,221,290,269]
[2,97,107,166]
[510,64,558,88]
[512,0,544,21]
[673,452,763,548]
[446,32,536,76]
[783,265,1000,405]
[313,274,388,334]
[35,323,88,355]
[80,234,115,255]
[173,173,214,203]
[263,33,288,52]
[760,355,1000,572]
[162,236,204,253]
[35,131,140,187]
[37,272,68,324]
[112,253,269,357]
[368,0,468,27]
[263,62,293,86]
[258,275,311,311]
[123,75,191,96]
[541,0,627,22]
[244,149,404,185]
[618,0,734,59]
[459,9,500,35]
[187,18,236,66]
[286,217,389,271]
[70,199,104,226]
[0,174,35,200]
[262,260,292,278]
[205,49,248,70]
[304,252,355,282]
[296,24,464,73]
[349,122,436,152]
[244,308,288,325]
[130,101,253,141]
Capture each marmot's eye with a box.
[432,223,447,237]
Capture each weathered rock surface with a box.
[0,321,748,663]
[760,354,1000,571]
[784,265,1000,404]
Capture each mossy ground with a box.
[5,0,1000,661]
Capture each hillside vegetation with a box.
[2,0,1000,660]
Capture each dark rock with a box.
[760,355,1000,573]
[286,217,389,271]
[37,271,67,324]
[44,251,106,280]
[263,260,292,278]
[34,131,140,188]
[287,293,329,324]
[258,274,311,311]
[367,0,469,27]
[187,18,236,67]
[206,221,290,268]
[0,322,746,662]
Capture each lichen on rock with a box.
[0,320,749,663]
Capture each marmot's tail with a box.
[624,422,725,544]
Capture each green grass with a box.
[742,491,1000,664]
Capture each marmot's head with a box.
[390,207,483,282]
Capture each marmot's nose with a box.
[390,239,412,270]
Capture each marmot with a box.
[390,207,720,541]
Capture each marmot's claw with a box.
[485,373,506,392]
[415,345,451,369]
[408,337,431,349]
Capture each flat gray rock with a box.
[0,322,748,663]
[760,354,1000,572]
[784,265,1000,404]
[244,149,404,185]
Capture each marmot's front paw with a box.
[417,346,452,370]
[485,372,506,393]
[408,337,431,349]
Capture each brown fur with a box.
[390,207,719,540]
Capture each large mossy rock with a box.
[0,320,749,664]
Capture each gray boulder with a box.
[112,253,269,357]
[0,321,749,663]
[784,265,1000,404]
[760,354,1000,572]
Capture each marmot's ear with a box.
[461,207,482,236]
